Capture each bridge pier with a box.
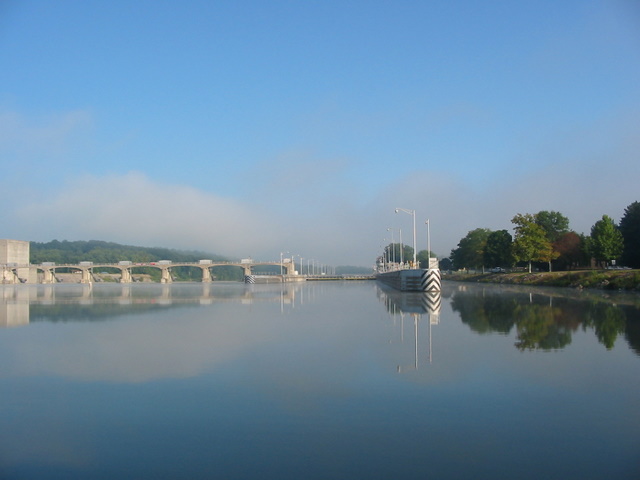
[120,268,132,283]
[202,267,212,283]
[42,268,56,284]
[2,267,19,284]
[80,268,93,284]
[160,267,173,284]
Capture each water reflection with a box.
[1,282,639,479]
[449,283,640,354]
[0,282,302,325]
[3,282,638,358]
[0,283,310,383]
[376,285,442,370]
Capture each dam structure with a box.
[2,260,300,284]
[0,240,301,284]
[375,258,441,292]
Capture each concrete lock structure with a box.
[1,239,36,284]
[1,239,300,284]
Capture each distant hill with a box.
[30,240,227,265]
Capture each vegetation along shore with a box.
[445,269,640,292]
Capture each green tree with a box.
[483,230,513,268]
[619,201,640,268]
[588,215,624,268]
[450,228,491,271]
[439,257,453,271]
[535,211,570,242]
[511,214,555,273]
[382,243,413,266]
[417,249,437,269]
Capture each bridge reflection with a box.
[0,283,301,327]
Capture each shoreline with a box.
[443,269,640,292]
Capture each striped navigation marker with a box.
[420,268,441,291]
[423,289,442,320]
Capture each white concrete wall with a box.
[0,239,30,265]
[0,239,36,283]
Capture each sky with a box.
[1,0,639,267]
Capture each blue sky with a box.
[1,0,639,266]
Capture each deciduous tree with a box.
[553,232,584,270]
[589,215,623,268]
[450,228,491,271]
[483,230,513,268]
[535,211,570,242]
[417,250,437,269]
[511,214,556,273]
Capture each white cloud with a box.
[14,172,284,259]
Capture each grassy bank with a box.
[444,269,640,291]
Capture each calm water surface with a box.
[1,281,639,479]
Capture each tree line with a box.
[30,239,226,265]
[447,201,640,273]
[29,240,236,281]
[378,243,436,269]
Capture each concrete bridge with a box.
[2,260,296,284]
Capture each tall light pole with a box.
[387,227,395,267]
[280,251,289,276]
[383,238,387,271]
[425,219,431,269]
[396,208,416,267]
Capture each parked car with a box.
[490,267,506,273]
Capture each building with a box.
[1,239,36,284]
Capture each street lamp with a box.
[425,219,431,269]
[387,227,396,268]
[280,251,289,276]
[396,208,417,267]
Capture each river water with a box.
[1,281,638,479]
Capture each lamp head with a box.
[395,209,399,213]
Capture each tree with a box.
[439,257,453,271]
[511,214,556,273]
[483,230,513,268]
[417,249,436,269]
[535,211,570,242]
[589,215,624,268]
[382,243,413,266]
[553,232,584,270]
[534,211,570,271]
[450,228,491,271]
[619,201,640,268]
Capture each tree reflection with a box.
[450,286,634,353]
[514,304,572,351]
[450,292,516,334]
[624,311,640,355]
[582,303,626,350]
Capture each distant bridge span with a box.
[3,261,296,284]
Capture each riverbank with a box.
[444,269,640,291]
